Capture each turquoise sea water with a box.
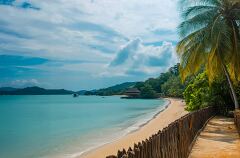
[0,95,167,158]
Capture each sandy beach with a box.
[80,98,187,158]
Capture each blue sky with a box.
[0,0,180,90]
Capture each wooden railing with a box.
[106,107,215,158]
[234,110,240,135]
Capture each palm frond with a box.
[178,9,218,38]
[182,5,218,19]
[177,0,240,83]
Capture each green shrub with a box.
[161,75,185,98]
[184,72,234,115]
[140,84,158,99]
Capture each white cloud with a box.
[0,0,179,59]
[0,0,180,89]
[1,79,40,88]
[104,38,178,77]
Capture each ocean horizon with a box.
[0,95,168,158]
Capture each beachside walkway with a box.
[189,116,240,158]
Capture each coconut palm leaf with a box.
[177,0,240,109]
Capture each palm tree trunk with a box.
[222,63,239,109]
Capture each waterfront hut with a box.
[125,88,140,98]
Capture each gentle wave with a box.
[70,99,170,158]
[0,95,168,158]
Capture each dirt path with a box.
[189,116,240,158]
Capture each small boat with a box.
[72,93,79,97]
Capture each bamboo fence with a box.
[106,107,215,158]
[234,110,240,135]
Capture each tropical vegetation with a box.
[84,82,136,96]
[184,72,234,114]
[177,0,240,109]
[82,0,240,114]
[83,64,185,98]
[134,64,186,98]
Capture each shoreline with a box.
[78,98,187,158]
[136,99,170,131]
[70,98,170,158]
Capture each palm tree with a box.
[177,0,240,109]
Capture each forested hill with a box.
[83,64,186,98]
[0,64,185,97]
[83,82,137,96]
[133,64,186,98]
[0,86,74,95]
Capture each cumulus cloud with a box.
[0,0,180,89]
[110,38,141,66]
[107,38,178,77]
[0,0,179,60]
[0,79,40,88]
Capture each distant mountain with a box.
[102,82,137,91]
[83,82,137,96]
[0,82,137,96]
[77,90,88,95]
[0,86,74,95]
[0,87,18,92]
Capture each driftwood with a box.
[106,107,215,158]
[234,110,240,135]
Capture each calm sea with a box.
[0,95,167,158]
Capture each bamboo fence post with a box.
[106,107,214,158]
